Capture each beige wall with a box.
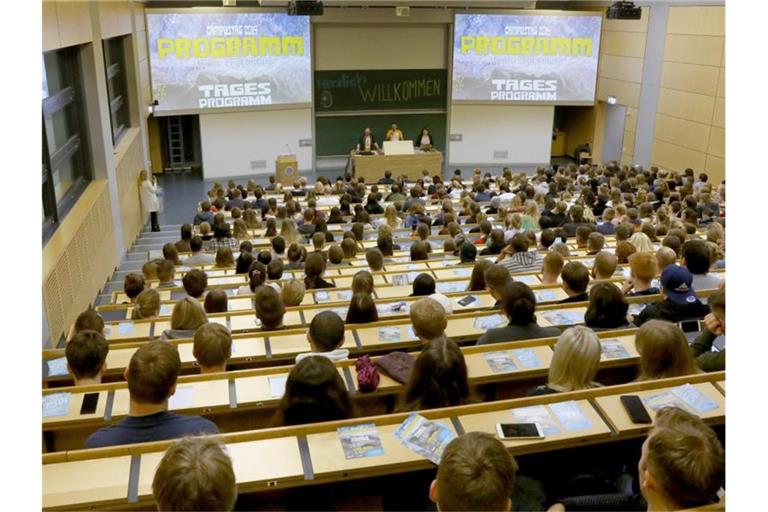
[592,6,649,165]
[651,6,725,183]
[43,0,150,342]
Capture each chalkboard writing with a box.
[315,69,448,112]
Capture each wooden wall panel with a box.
[707,126,725,159]
[705,155,725,184]
[55,1,92,48]
[660,61,720,96]
[115,128,147,251]
[657,88,715,125]
[42,0,61,51]
[600,30,647,58]
[664,35,723,66]
[712,98,725,128]
[654,114,712,153]
[652,140,707,172]
[599,54,644,83]
[99,0,132,39]
[597,77,641,108]
[716,68,725,98]
[667,6,725,36]
[43,182,117,342]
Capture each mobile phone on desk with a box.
[496,423,544,439]
[457,295,478,307]
[620,395,652,424]
[80,393,99,415]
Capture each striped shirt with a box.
[498,251,542,276]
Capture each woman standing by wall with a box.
[139,170,160,232]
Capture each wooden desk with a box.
[352,150,443,183]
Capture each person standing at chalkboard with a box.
[356,127,380,153]
[415,128,434,150]
[385,122,405,142]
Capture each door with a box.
[602,103,627,163]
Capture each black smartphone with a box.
[496,423,544,439]
[80,393,99,415]
[620,395,652,424]
[457,295,478,307]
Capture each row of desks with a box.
[41,371,725,510]
[42,330,641,451]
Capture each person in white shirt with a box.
[316,185,340,207]
[295,311,350,363]
[139,170,160,232]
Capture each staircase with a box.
[93,223,181,307]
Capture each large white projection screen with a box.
[146,10,312,115]
[452,12,602,105]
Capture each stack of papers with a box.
[378,327,402,342]
[337,291,353,301]
[452,268,471,277]
[540,311,583,326]
[46,357,69,377]
[513,348,542,368]
[600,339,631,359]
[484,351,517,373]
[473,314,507,330]
[436,282,467,293]
[394,413,457,464]
[315,291,331,302]
[511,405,560,435]
[391,275,408,286]
[550,401,593,431]
[338,423,385,459]
[535,290,558,302]
[42,392,71,418]
[643,384,719,415]
[268,375,287,398]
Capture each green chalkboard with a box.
[315,113,447,157]
[315,69,447,112]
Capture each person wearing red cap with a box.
[633,265,710,327]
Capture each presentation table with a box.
[351,149,443,183]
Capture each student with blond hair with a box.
[85,342,218,448]
[214,247,235,268]
[132,288,161,320]
[192,323,232,374]
[152,437,237,512]
[527,326,603,396]
[655,246,677,274]
[629,231,655,252]
[635,320,700,381]
[409,297,449,345]
[161,297,208,340]
[281,278,306,307]
[622,251,660,296]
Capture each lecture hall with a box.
[37,0,731,510]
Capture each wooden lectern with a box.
[275,155,298,186]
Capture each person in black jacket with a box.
[690,287,725,372]
[356,127,379,153]
[477,282,561,345]
[634,265,710,326]
[414,127,434,149]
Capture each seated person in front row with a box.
[528,326,602,396]
[622,252,660,296]
[193,323,232,374]
[690,286,725,372]
[477,282,561,345]
[591,251,617,281]
[254,285,286,331]
[73,309,105,336]
[634,266,710,327]
[431,432,518,512]
[484,263,513,309]
[123,273,145,303]
[65,330,109,386]
[85,342,219,448]
[296,311,349,363]
[559,261,590,303]
[540,251,564,286]
[152,437,237,512]
[549,407,724,512]
[160,297,209,341]
[584,282,633,331]
[182,268,208,300]
[409,297,448,345]
[274,356,354,426]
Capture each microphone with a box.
[285,143,293,155]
